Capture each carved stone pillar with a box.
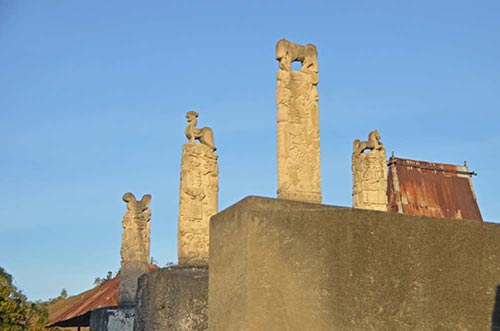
[178,111,218,266]
[352,130,388,211]
[118,192,151,306]
[275,39,322,203]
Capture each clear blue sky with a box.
[1,0,499,301]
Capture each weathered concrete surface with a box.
[134,266,208,331]
[209,196,500,331]
[90,306,135,331]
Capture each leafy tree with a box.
[58,289,67,300]
[93,271,113,286]
[0,266,49,331]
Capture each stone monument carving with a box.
[185,110,216,151]
[119,192,151,306]
[276,38,322,203]
[178,111,218,266]
[352,130,388,211]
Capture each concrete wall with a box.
[134,266,208,331]
[89,306,134,331]
[209,196,500,330]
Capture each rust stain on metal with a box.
[47,264,159,327]
[387,157,482,222]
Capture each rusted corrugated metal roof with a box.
[387,156,482,222]
[46,265,159,328]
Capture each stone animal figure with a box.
[276,38,318,72]
[353,130,384,155]
[185,110,216,151]
[122,192,151,212]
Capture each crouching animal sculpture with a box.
[353,130,384,155]
[276,38,318,72]
[185,110,216,151]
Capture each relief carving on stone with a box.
[119,192,151,306]
[178,111,218,266]
[276,39,321,203]
[352,130,388,211]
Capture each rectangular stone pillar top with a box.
[119,192,151,306]
[275,39,321,203]
[352,130,388,211]
[178,111,219,266]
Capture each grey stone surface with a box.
[90,306,135,331]
[134,266,208,331]
[209,196,500,331]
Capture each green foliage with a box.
[45,288,69,305]
[93,270,113,287]
[58,289,67,300]
[0,266,49,331]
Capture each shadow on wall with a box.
[492,285,500,330]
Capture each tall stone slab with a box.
[119,192,151,306]
[352,130,388,211]
[178,110,218,266]
[275,39,322,203]
[134,111,214,331]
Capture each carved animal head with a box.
[186,110,199,122]
[275,38,290,62]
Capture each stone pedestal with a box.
[210,196,500,330]
[90,306,135,331]
[134,266,208,331]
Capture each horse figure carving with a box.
[185,110,216,151]
[276,38,318,72]
[353,130,384,155]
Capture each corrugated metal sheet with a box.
[387,157,482,222]
[47,265,159,327]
